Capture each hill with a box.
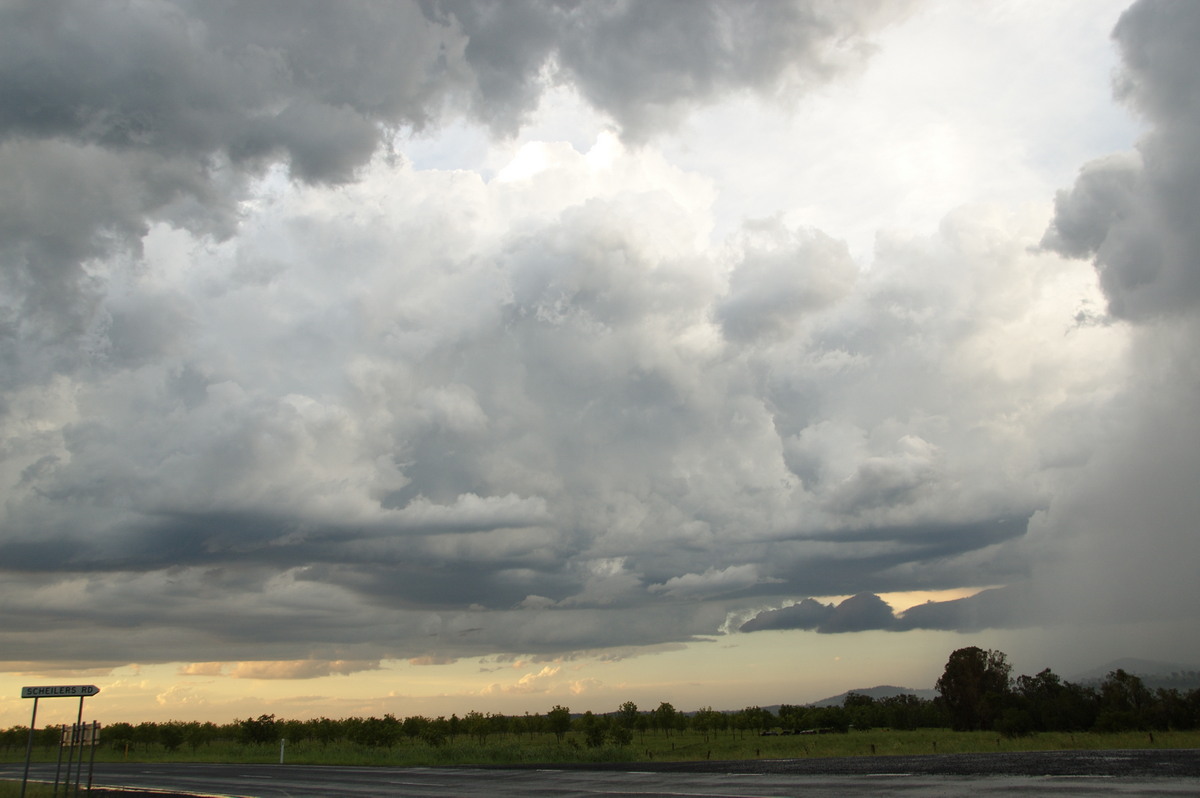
[752,685,935,715]
[1072,658,1200,691]
[806,684,938,708]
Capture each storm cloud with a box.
[1,0,1197,691]
[1043,0,1200,320]
[1031,0,1200,631]
[739,586,1040,635]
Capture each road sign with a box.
[61,722,101,745]
[20,685,100,699]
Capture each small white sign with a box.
[62,722,101,745]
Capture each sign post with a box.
[19,685,100,798]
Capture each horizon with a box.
[4,0,1200,731]
[7,631,1194,729]
[9,644,1195,729]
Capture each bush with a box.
[996,709,1034,738]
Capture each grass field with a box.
[3,730,1198,798]
[0,786,53,798]
[3,728,1198,771]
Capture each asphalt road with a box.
[4,749,1199,797]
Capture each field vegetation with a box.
[2,648,1199,772]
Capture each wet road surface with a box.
[4,749,1198,797]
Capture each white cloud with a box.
[649,565,775,600]
[4,0,1198,698]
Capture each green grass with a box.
[4,728,1198,770]
[629,728,1200,762]
[0,782,58,798]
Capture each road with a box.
[4,749,1199,797]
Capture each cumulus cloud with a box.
[740,587,1032,634]
[739,592,901,634]
[481,665,561,695]
[427,0,910,138]
[179,663,225,677]
[895,587,1032,632]
[227,660,381,680]
[1042,1,1200,320]
[1010,0,1200,651]
[3,0,1198,683]
[648,565,776,600]
[739,598,837,633]
[0,137,1116,664]
[715,222,857,343]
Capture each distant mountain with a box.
[1071,658,1200,690]
[1072,658,1193,680]
[807,685,938,708]
[726,658,1200,718]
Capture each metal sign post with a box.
[87,722,101,793]
[72,695,85,794]
[21,697,39,798]
[55,724,69,797]
[19,685,100,798]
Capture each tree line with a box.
[4,647,1199,753]
[934,646,1200,736]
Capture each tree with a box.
[401,715,428,742]
[488,712,510,739]
[936,647,1012,731]
[159,722,184,752]
[547,705,572,742]
[742,705,776,733]
[308,717,341,747]
[634,713,651,740]
[280,719,308,745]
[653,702,678,737]
[1095,669,1152,731]
[520,712,545,739]
[616,701,639,730]
[133,721,161,750]
[691,706,725,739]
[579,711,607,747]
[423,718,447,746]
[843,692,876,731]
[610,723,633,746]
[105,722,135,752]
[239,714,278,745]
[879,694,925,731]
[424,717,450,746]
[463,710,489,744]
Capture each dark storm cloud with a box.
[0,0,448,346]
[7,0,1188,675]
[1042,0,1200,320]
[0,139,215,366]
[0,0,450,175]
[1025,0,1200,655]
[822,592,897,632]
[800,517,1028,550]
[0,0,903,372]
[425,0,905,138]
[0,155,1064,665]
[739,592,898,634]
[0,0,901,168]
[665,516,1030,606]
[740,587,1031,635]
[739,597,833,632]
[715,225,857,343]
[895,586,1031,632]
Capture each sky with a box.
[2,0,1199,728]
